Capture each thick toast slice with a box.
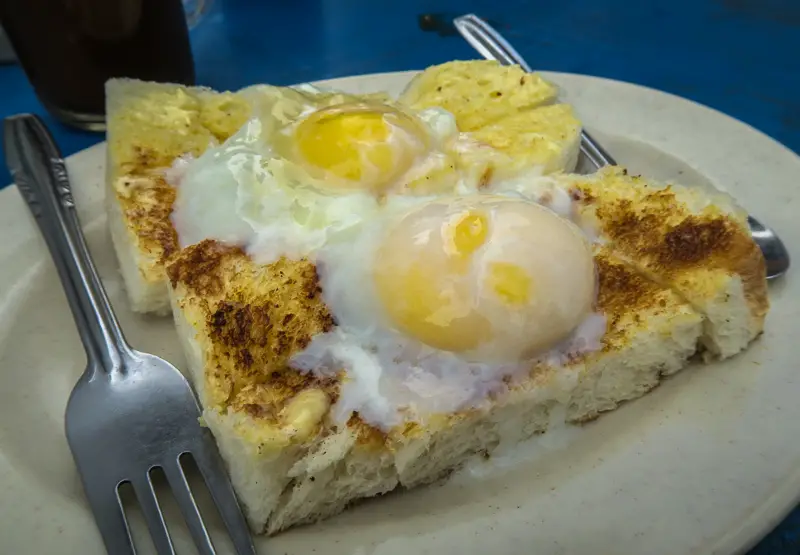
[399,60,581,181]
[107,68,768,536]
[166,240,703,535]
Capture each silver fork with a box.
[3,114,256,555]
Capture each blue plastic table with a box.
[1,0,798,551]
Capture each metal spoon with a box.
[453,13,790,280]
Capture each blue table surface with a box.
[1,0,799,551]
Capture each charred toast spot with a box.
[658,217,733,267]
[596,255,662,316]
[574,168,763,286]
[597,194,756,280]
[118,175,179,266]
[209,301,271,349]
[175,250,340,411]
[594,253,673,350]
[243,402,274,419]
[274,331,290,354]
[207,289,329,379]
[305,266,327,300]
[166,239,239,295]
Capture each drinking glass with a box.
[0,0,197,131]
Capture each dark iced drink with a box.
[0,0,196,130]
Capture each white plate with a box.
[1,71,799,555]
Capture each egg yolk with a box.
[391,263,491,353]
[447,211,488,257]
[294,104,426,192]
[487,262,532,306]
[373,196,596,361]
[383,208,494,353]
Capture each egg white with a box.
[169,117,381,263]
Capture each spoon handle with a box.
[453,13,617,169]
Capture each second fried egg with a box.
[373,195,596,361]
[292,193,605,429]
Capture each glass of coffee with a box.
[0,0,196,131]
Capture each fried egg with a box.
[292,193,605,429]
[373,195,596,361]
[245,83,467,196]
[170,86,474,260]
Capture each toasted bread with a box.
[553,167,768,359]
[106,68,768,536]
[166,240,704,534]
[399,60,559,131]
[105,79,253,314]
[469,104,581,174]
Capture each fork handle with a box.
[453,13,618,169]
[4,114,130,374]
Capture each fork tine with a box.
[163,458,216,555]
[132,472,176,555]
[191,448,258,555]
[82,482,136,555]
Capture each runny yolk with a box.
[373,195,595,361]
[486,262,531,305]
[447,210,488,257]
[295,108,417,191]
[374,208,494,353]
[383,263,491,352]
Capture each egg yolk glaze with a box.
[373,195,597,362]
[292,103,430,194]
